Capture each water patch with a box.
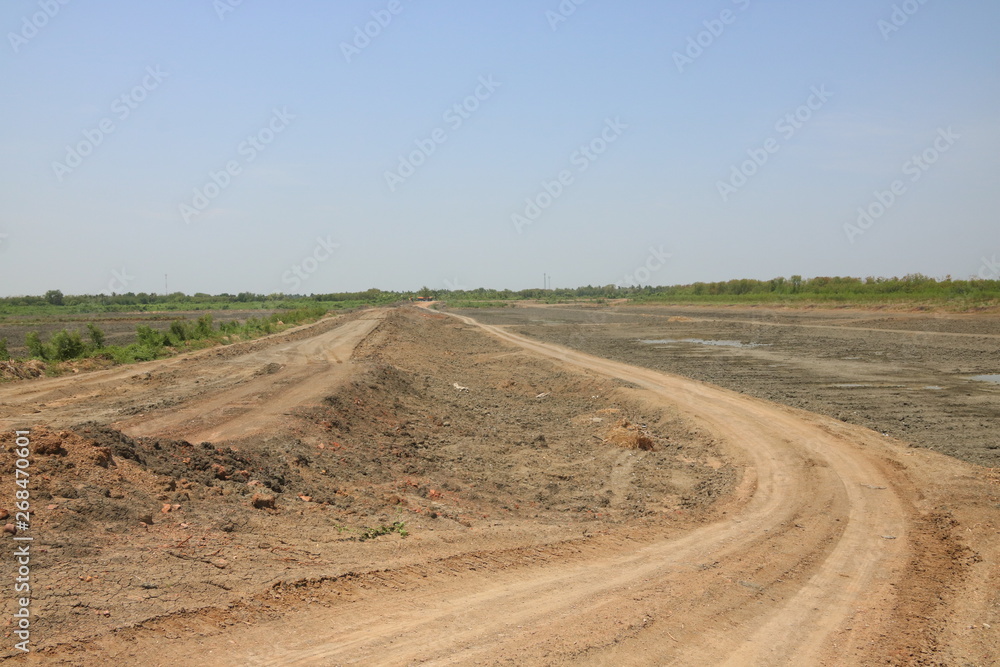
[971,374,1000,385]
[639,338,768,349]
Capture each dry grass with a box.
[605,418,656,451]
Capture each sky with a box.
[0,0,998,296]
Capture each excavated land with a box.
[0,304,996,665]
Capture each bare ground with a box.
[0,305,996,665]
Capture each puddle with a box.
[971,375,1000,385]
[639,338,768,349]
[923,385,945,390]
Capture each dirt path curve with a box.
[120,314,382,442]
[129,307,933,666]
[0,310,383,439]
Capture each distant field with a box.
[2,309,301,358]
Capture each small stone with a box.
[251,493,276,510]
[211,559,228,569]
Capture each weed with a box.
[358,521,408,541]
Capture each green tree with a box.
[44,289,65,306]
[790,275,803,294]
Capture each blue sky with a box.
[1,0,998,296]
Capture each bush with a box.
[50,330,85,361]
[108,344,161,364]
[86,323,106,349]
[196,314,214,337]
[169,320,190,343]
[25,332,46,359]
[0,338,8,360]
[136,325,165,348]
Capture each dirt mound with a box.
[71,423,302,494]
[0,308,736,657]
[604,418,657,450]
[0,359,46,381]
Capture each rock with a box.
[211,559,228,569]
[91,446,114,468]
[251,493,276,510]
[3,524,16,535]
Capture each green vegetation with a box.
[435,275,1000,309]
[86,322,105,348]
[358,522,408,541]
[0,289,403,319]
[8,305,333,368]
[3,275,998,372]
[0,338,8,361]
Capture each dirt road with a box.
[3,306,996,665]
[92,308,993,665]
[0,311,382,438]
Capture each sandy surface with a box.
[0,304,996,665]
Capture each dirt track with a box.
[1,305,997,665]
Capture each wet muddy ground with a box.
[452,304,1000,467]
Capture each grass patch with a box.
[358,522,408,541]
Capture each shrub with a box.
[196,314,214,337]
[50,330,86,361]
[0,338,8,360]
[169,320,190,343]
[136,325,165,348]
[107,343,162,364]
[25,332,46,359]
[86,323,106,349]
